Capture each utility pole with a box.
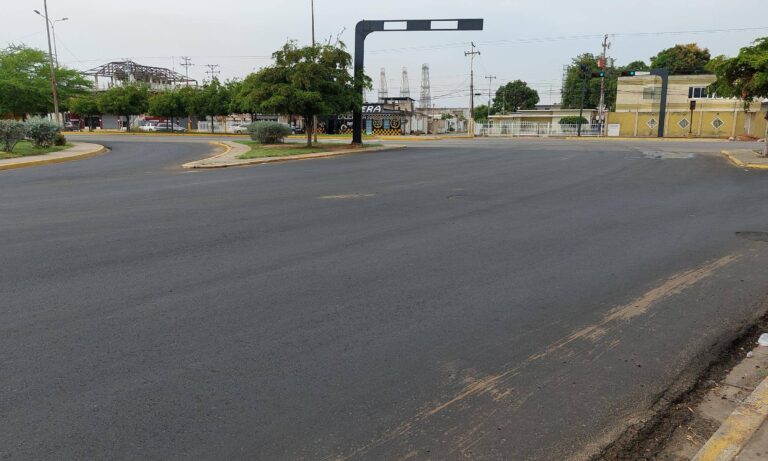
[205,64,221,133]
[484,75,496,113]
[577,64,588,137]
[597,34,611,136]
[311,0,318,143]
[464,42,480,137]
[39,0,60,126]
[180,56,193,86]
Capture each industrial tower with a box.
[419,64,431,109]
[378,68,388,102]
[400,67,410,99]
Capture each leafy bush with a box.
[54,132,67,146]
[558,116,588,125]
[248,121,292,144]
[0,120,27,152]
[25,116,61,148]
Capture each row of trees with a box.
[68,42,363,145]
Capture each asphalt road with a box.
[3,137,768,460]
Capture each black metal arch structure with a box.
[352,19,484,144]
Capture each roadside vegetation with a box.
[235,141,382,160]
[0,117,67,157]
[0,140,71,159]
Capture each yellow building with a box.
[609,74,767,138]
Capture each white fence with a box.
[476,122,602,137]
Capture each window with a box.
[642,87,659,100]
[688,87,708,99]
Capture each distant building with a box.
[84,60,197,91]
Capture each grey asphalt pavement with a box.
[3,137,768,460]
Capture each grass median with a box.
[0,141,73,160]
[234,141,383,160]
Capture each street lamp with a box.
[33,1,60,126]
[34,10,68,67]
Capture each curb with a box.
[692,375,768,461]
[184,144,406,169]
[70,131,248,137]
[0,143,107,171]
[721,150,768,170]
[562,136,730,142]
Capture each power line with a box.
[180,56,193,86]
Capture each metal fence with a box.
[475,122,602,137]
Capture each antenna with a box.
[400,67,410,99]
[379,68,388,101]
[420,63,431,109]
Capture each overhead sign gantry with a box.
[352,19,484,144]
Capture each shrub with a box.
[0,120,27,152]
[54,132,67,146]
[558,116,588,125]
[248,121,292,144]
[25,116,61,148]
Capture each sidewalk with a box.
[0,142,106,171]
[690,345,768,461]
[721,149,768,169]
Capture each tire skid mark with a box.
[330,253,741,460]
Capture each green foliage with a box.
[473,104,490,123]
[440,112,454,120]
[0,119,27,152]
[558,116,588,125]
[54,132,67,146]
[492,80,539,113]
[148,90,185,117]
[561,54,645,110]
[68,94,101,117]
[708,38,768,102]
[650,43,711,75]
[25,116,61,148]
[97,84,149,131]
[247,121,292,144]
[0,45,90,117]
[181,79,230,132]
[237,41,366,145]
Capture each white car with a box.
[232,124,250,134]
[139,121,159,132]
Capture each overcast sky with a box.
[4,0,768,106]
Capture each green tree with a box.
[0,45,90,117]
[238,41,365,146]
[68,94,101,131]
[624,60,650,72]
[473,104,490,123]
[227,79,253,118]
[492,80,539,114]
[187,78,230,133]
[561,54,640,111]
[650,43,710,74]
[708,37,768,155]
[97,84,149,132]
[148,89,186,129]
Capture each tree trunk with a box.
[125,115,130,132]
[210,115,215,134]
[764,112,768,157]
[306,115,313,147]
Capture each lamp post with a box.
[34,10,67,68]
[33,1,60,126]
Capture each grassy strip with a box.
[235,141,382,160]
[0,141,73,159]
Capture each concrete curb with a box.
[0,142,107,171]
[562,136,731,142]
[69,131,248,137]
[183,142,406,169]
[692,375,768,461]
[721,150,768,170]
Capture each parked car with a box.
[232,124,250,134]
[63,121,81,131]
[139,121,159,132]
[155,122,186,132]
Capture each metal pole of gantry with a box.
[352,19,484,145]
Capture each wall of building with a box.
[607,110,767,138]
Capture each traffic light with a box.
[590,71,605,78]
[621,70,636,76]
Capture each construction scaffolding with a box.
[84,60,197,91]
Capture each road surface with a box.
[3,137,768,460]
